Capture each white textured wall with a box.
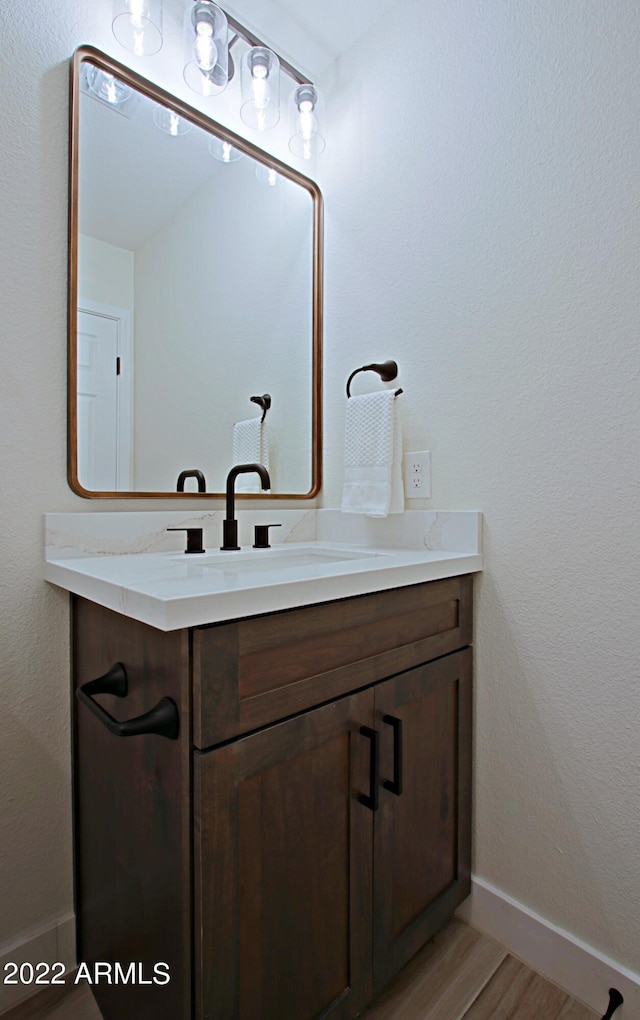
[319,0,640,972]
[78,235,134,310]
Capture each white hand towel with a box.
[341,390,404,517]
[232,418,270,493]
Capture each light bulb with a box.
[208,136,243,162]
[126,0,146,50]
[153,104,192,136]
[184,2,228,95]
[127,0,145,28]
[195,20,216,72]
[252,67,269,111]
[112,0,162,56]
[105,75,118,104]
[255,163,277,186]
[250,55,270,127]
[240,47,280,130]
[289,84,325,159]
[299,110,314,139]
[86,67,133,107]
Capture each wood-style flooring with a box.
[3,920,599,1020]
[361,919,598,1019]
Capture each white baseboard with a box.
[457,877,639,1018]
[0,915,76,1015]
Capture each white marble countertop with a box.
[44,509,482,631]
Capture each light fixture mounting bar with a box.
[221,6,310,85]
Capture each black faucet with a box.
[221,463,271,550]
[176,469,206,493]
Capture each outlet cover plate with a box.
[403,450,432,498]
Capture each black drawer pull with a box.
[76,663,179,741]
[358,726,379,812]
[382,714,403,796]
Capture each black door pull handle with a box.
[76,663,179,741]
[358,726,379,812]
[382,714,403,796]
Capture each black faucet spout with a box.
[176,468,206,493]
[221,463,271,550]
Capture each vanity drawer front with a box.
[193,575,472,748]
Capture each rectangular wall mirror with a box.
[68,46,322,498]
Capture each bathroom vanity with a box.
[47,510,481,1019]
[62,42,481,1019]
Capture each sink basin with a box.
[173,545,382,575]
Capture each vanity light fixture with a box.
[112,0,163,56]
[153,104,192,135]
[111,0,326,157]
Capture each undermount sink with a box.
[171,544,383,575]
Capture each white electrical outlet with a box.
[403,451,432,498]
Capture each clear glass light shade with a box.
[240,47,280,131]
[86,67,133,106]
[112,0,163,56]
[208,137,243,162]
[255,163,278,186]
[289,84,325,159]
[153,104,192,136]
[183,1,229,97]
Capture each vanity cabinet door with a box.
[194,690,375,1020]
[372,648,472,993]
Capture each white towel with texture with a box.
[232,418,270,492]
[341,390,404,517]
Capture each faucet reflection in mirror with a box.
[110,0,325,160]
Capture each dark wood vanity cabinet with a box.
[72,575,473,1020]
[194,689,375,1019]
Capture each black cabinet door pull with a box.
[76,663,179,741]
[382,714,403,796]
[358,726,379,812]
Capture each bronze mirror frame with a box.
[68,45,323,499]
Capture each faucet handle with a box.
[167,527,205,554]
[253,524,282,549]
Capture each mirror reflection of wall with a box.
[73,52,321,498]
